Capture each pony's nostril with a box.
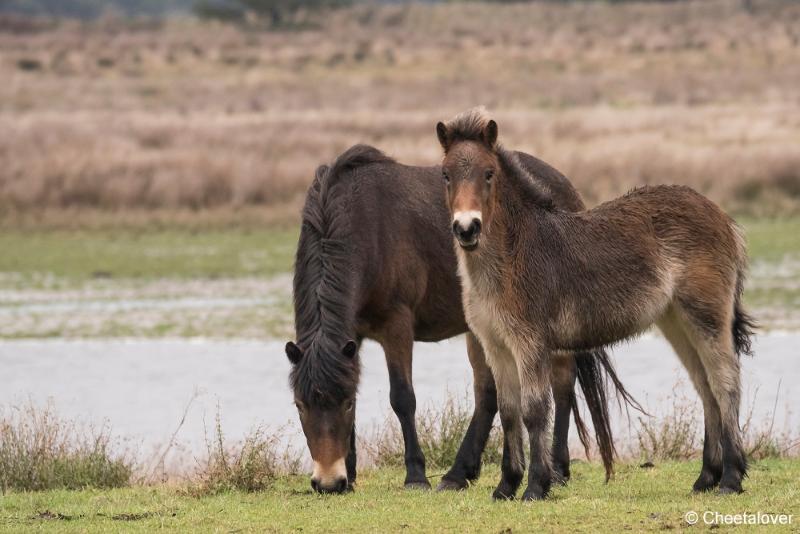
[471,218,482,234]
[311,479,320,493]
[453,218,481,244]
[335,478,348,493]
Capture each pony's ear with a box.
[436,122,449,151]
[341,340,357,359]
[285,341,303,365]
[483,120,498,147]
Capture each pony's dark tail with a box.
[571,349,644,482]
[733,271,758,356]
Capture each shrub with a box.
[635,393,700,462]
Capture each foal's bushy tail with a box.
[731,223,757,358]
[733,270,757,358]
[572,350,643,482]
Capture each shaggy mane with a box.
[291,145,393,407]
[443,106,492,145]
[497,148,556,211]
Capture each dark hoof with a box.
[436,478,467,491]
[692,485,715,493]
[404,480,431,490]
[551,469,570,486]
[491,485,516,501]
[521,489,547,502]
[719,484,743,495]
[692,473,720,493]
[521,481,550,502]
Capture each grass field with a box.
[0,227,298,284]
[1,461,798,533]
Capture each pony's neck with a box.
[465,167,554,287]
[485,172,534,252]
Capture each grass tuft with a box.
[189,411,302,496]
[635,382,800,463]
[0,402,133,493]
[635,389,700,462]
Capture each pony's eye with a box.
[485,169,494,182]
[345,400,355,413]
[442,171,450,183]
[294,401,305,413]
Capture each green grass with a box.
[0,219,794,284]
[1,461,798,532]
[0,228,299,284]
[740,218,800,264]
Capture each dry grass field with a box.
[1,0,799,227]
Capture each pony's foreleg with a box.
[438,332,498,491]
[346,422,357,489]
[516,344,553,501]
[550,355,576,484]
[484,343,526,500]
[379,312,429,489]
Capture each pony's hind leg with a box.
[439,333,498,491]
[483,342,526,500]
[515,343,553,501]
[678,303,747,494]
[694,336,746,493]
[550,354,575,484]
[657,310,723,492]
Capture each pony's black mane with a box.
[290,144,393,407]
[497,147,556,212]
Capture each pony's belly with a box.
[553,299,669,351]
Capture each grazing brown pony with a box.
[436,108,757,501]
[285,144,636,494]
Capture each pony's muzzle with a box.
[311,476,348,494]
[311,458,349,494]
[452,216,481,250]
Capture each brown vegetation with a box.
[1,0,799,225]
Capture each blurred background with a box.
[1,0,798,477]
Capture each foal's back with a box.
[584,185,741,258]
[538,184,745,350]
